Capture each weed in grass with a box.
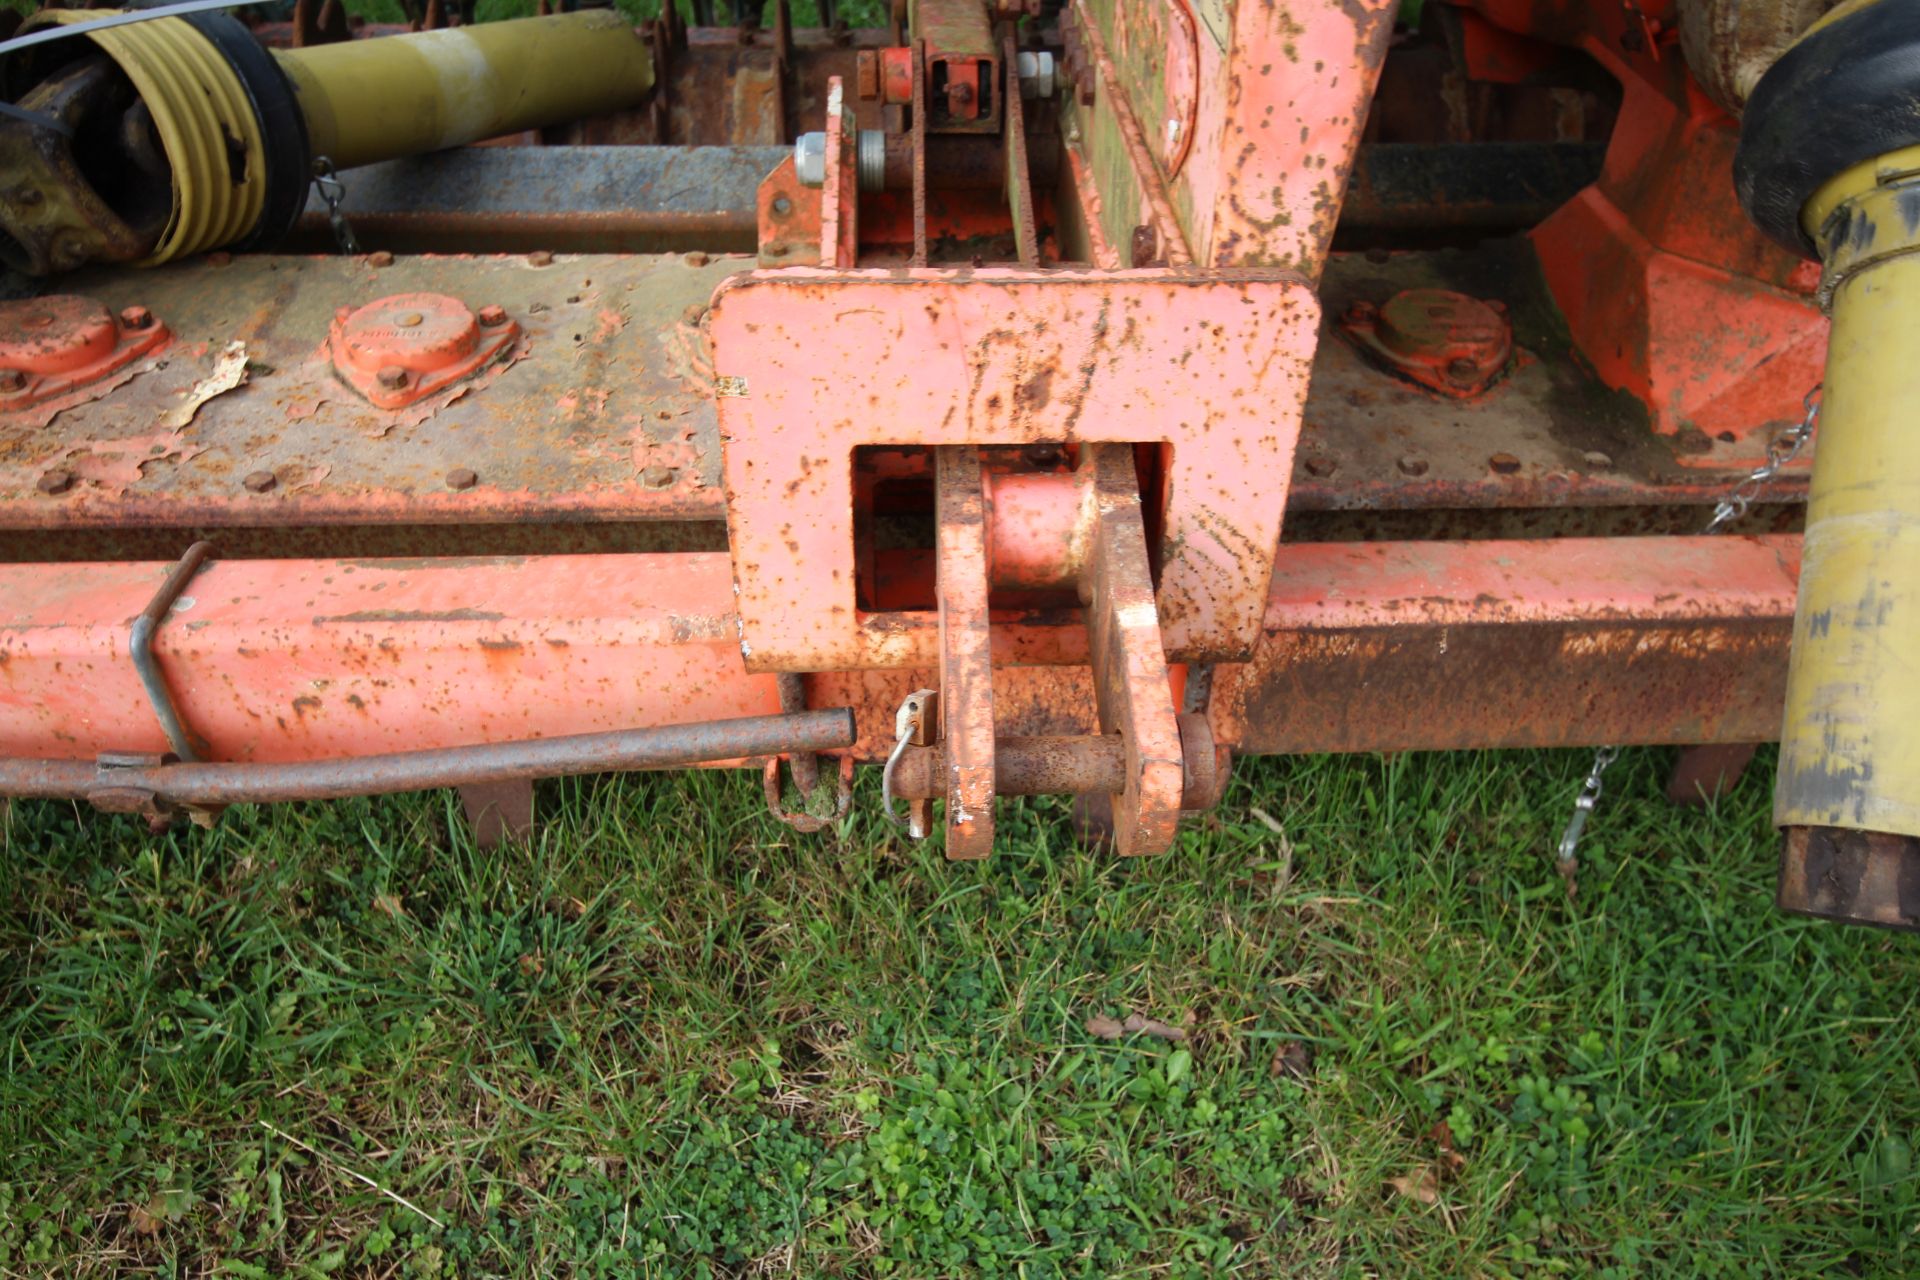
[2,747,1917,1276]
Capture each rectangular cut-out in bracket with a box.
[710,266,1319,672]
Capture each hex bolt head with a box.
[1397,454,1429,477]
[528,250,555,267]
[640,464,678,489]
[1303,454,1337,478]
[0,369,24,393]
[119,305,153,330]
[368,250,395,267]
[1446,357,1481,384]
[376,365,410,390]
[1488,452,1522,475]
[685,251,710,268]
[35,468,74,496]
[446,467,478,491]
[242,470,277,493]
[476,304,509,328]
[1582,450,1614,471]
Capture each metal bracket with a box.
[935,445,996,858]
[130,541,213,763]
[1082,443,1185,856]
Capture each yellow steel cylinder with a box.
[274,11,654,172]
[1774,143,1920,842]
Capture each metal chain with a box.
[312,158,360,255]
[1553,386,1821,892]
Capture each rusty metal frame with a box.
[0,536,1801,773]
[709,268,1319,672]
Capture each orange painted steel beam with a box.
[0,536,1800,769]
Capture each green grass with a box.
[2,746,1916,1277]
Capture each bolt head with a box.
[394,312,424,329]
[1303,454,1337,478]
[35,468,74,495]
[1582,450,1614,471]
[476,304,509,328]
[0,369,24,393]
[794,132,827,187]
[446,467,478,491]
[1446,357,1481,384]
[368,250,395,267]
[376,365,410,390]
[1396,454,1429,477]
[528,250,555,267]
[242,470,277,493]
[684,251,709,268]
[1488,452,1522,475]
[119,305,153,330]
[640,464,678,489]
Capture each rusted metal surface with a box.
[1001,35,1038,268]
[1062,0,1192,267]
[983,467,1091,590]
[908,0,998,132]
[933,446,995,858]
[0,57,163,275]
[0,253,736,530]
[1065,0,1391,274]
[758,154,824,266]
[328,292,523,410]
[709,268,1318,670]
[1288,248,1815,519]
[1211,535,1801,754]
[819,77,859,267]
[0,294,172,418]
[291,146,787,255]
[1666,741,1759,806]
[1337,143,1606,243]
[1081,443,1183,856]
[1778,826,1920,932]
[1457,0,1830,455]
[1340,289,1513,398]
[0,537,1807,767]
[890,733,1125,797]
[910,38,929,266]
[0,552,785,762]
[0,710,857,807]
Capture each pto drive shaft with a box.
[0,9,653,274]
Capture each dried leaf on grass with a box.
[1270,1039,1314,1079]
[1085,1012,1187,1042]
[1386,1166,1440,1206]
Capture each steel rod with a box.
[0,710,855,806]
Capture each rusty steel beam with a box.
[0,538,1802,768]
[1210,536,1801,754]
[0,710,856,807]
[292,146,788,254]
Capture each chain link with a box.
[312,157,360,256]
[1553,386,1821,892]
